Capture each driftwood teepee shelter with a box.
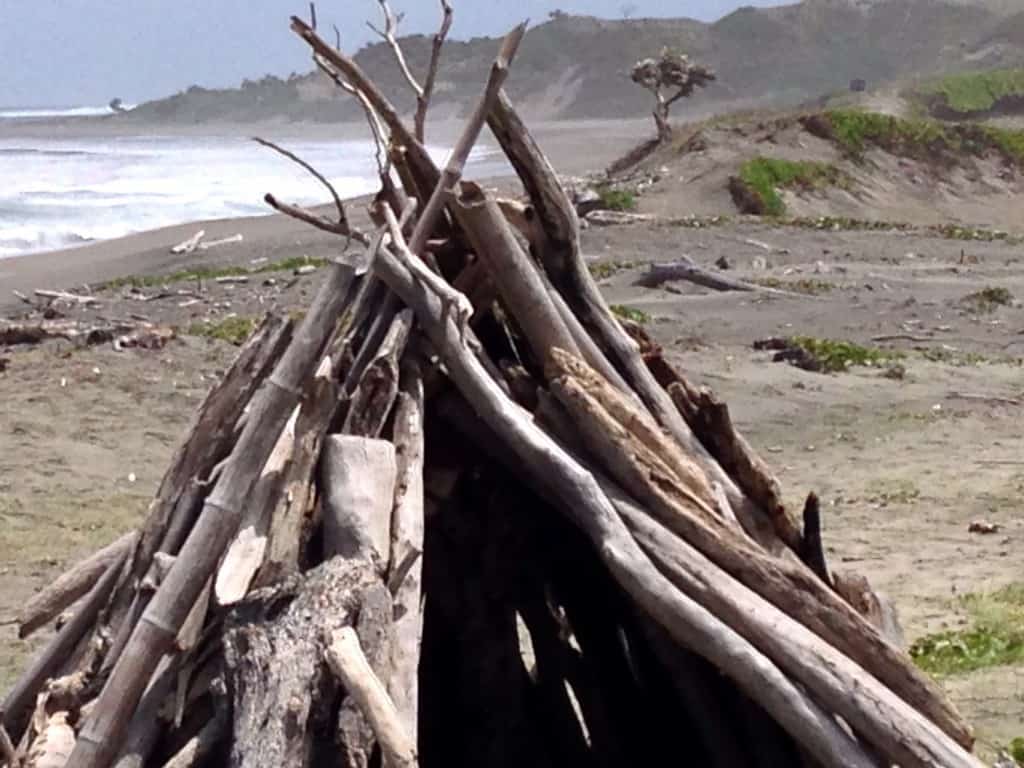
[0,9,984,768]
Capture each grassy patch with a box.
[186,316,258,345]
[595,185,637,212]
[818,109,1024,166]
[610,304,651,324]
[751,277,835,295]
[790,336,898,372]
[910,583,1024,676]
[734,156,847,216]
[103,255,327,290]
[1011,737,1024,765]
[916,68,1024,114]
[589,260,638,280]
[960,286,1014,314]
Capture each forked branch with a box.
[253,137,368,244]
[367,0,455,143]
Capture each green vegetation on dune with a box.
[733,156,847,216]
[816,109,1024,166]
[102,256,327,290]
[911,583,1024,676]
[610,304,651,324]
[790,336,898,372]
[595,186,637,212]
[960,286,1014,314]
[187,316,258,345]
[916,68,1024,115]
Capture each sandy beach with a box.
[3,112,1024,760]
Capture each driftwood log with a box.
[1,7,984,768]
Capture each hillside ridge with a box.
[125,0,1024,124]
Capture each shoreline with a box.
[0,118,650,314]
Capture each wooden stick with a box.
[1,551,126,740]
[255,357,340,586]
[454,181,579,364]
[634,257,811,297]
[69,255,365,768]
[253,137,350,235]
[368,253,878,767]
[386,359,425,737]
[17,532,136,639]
[263,193,369,246]
[417,0,454,142]
[342,310,414,438]
[325,627,418,768]
[169,231,205,255]
[366,0,424,102]
[485,89,780,550]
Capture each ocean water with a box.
[0,106,505,258]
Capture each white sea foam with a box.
[0,105,132,119]
[0,132,505,258]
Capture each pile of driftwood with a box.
[0,10,985,768]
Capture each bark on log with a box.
[255,357,340,586]
[70,261,360,768]
[326,627,417,768]
[342,310,414,438]
[322,436,398,567]
[215,406,299,607]
[17,532,136,639]
[663,376,801,553]
[369,231,882,768]
[386,360,425,738]
[222,557,379,768]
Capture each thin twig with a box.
[263,194,369,247]
[316,56,391,177]
[417,0,454,142]
[367,0,423,100]
[252,136,348,231]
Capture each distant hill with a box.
[125,0,1024,125]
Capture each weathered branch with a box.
[253,137,351,237]
[417,0,454,142]
[263,193,369,247]
[325,627,418,768]
[367,0,423,100]
[18,532,137,639]
[634,256,816,297]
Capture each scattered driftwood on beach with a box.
[0,7,984,768]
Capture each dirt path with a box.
[2,215,1022,758]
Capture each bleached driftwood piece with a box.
[322,436,397,567]
[325,627,417,768]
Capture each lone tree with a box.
[630,47,715,141]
